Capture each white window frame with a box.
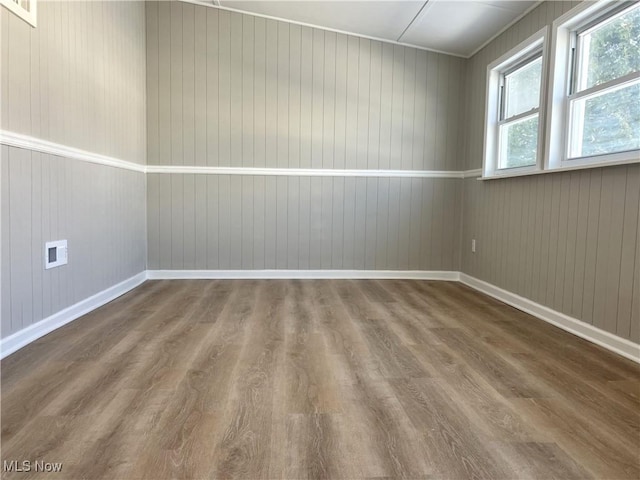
[483,27,548,179]
[0,0,37,27]
[545,0,639,171]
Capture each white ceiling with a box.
[213,0,540,57]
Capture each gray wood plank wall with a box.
[147,173,462,271]
[1,1,147,340]
[145,1,466,170]
[461,1,640,342]
[461,165,640,342]
[0,1,147,164]
[1,146,147,338]
[145,1,466,272]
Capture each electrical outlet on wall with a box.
[45,240,68,269]
[471,239,476,253]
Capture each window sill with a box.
[480,155,639,180]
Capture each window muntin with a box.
[566,2,640,160]
[497,53,543,169]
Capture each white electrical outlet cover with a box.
[45,240,68,269]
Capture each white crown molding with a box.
[468,1,544,59]
[459,273,640,364]
[0,130,146,173]
[147,269,461,281]
[180,0,467,59]
[0,271,147,359]
[146,164,470,179]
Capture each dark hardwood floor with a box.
[1,279,639,479]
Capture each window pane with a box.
[569,81,640,158]
[578,4,640,91]
[504,56,542,119]
[499,114,539,169]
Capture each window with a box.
[483,28,547,178]
[568,3,640,159]
[0,0,36,27]
[499,54,543,169]
[546,1,639,170]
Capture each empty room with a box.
[1,0,639,478]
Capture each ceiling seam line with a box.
[396,0,431,43]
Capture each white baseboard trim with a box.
[459,273,640,364]
[146,269,461,281]
[0,271,147,359]
[3,269,636,364]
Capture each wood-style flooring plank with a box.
[1,279,638,479]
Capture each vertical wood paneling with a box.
[309,177,323,268]
[386,179,400,268]
[252,176,265,269]
[218,11,231,170]
[158,174,172,270]
[2,148,146,339]
[397,179,411,270]
[1,1,145,163]
[288,25,301,170]
[376,178,389,269]
[207,175,220,269]
[276,176,288,269]
[147,175,463,272]
[298,176,311,269]
[356,39,370,170]
[158,1,172,165]
[146,1,462,170]
[278,22,290,169]
[264,176,277,269]
[194,8,207,166]
[365,177,378,270]
[146,1,159,166]
[617,167,639,339]
[229,176,242,268]
[353,178,367,269]
[147,173,160,269]
[331,177,344,269]
[218,176,231,269]
[183,175,196,269]
[287,177,300,269]
[299,27,313,170]
[229,13,242,168]
[182,4,196,167]
[321,177,333,269]
[206,7,219,167]
[462,165,639,341]
[1,9,9,129]
[242,176,254,269]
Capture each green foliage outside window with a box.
[577,5,640,157]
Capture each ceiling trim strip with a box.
[467,0,544,58]
[180,0,468,58]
